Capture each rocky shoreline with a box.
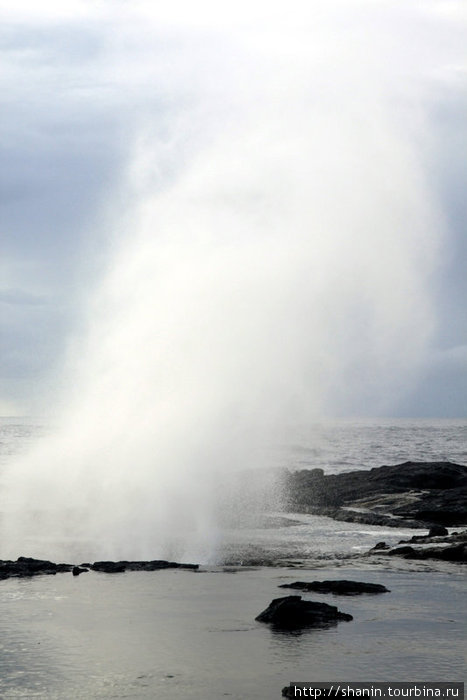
[2,526,465,582]
[366,528,467,563]
[282,460,467,527]
[1,462,466,581]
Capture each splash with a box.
[0,1,445,562]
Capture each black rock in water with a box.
[279,580,389,595]
[255,595,353,628]
[0,557,199,581]
[91,562,127,573]
[90,560,199,573]
[0,557,73,580]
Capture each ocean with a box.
[0,417,465,698]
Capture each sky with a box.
[1,0,466,418]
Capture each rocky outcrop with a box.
[91,561,126,573]
[397,529,457,545]
[0,557,73,580]
[283,461,467,527]
[0,557,199,581]
[386,543,466,562]
[255,595,353,628]
[295,506,428,529]
[279,579,389,595]
[90,560,199,573]
[368,530,467,563]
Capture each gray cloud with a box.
[0,18,132,410]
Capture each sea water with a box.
[0,566,465,699]
[0,418,465,698]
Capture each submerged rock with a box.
[255,595,353,628]
[279,579,389,595]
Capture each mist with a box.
[0,0,459,562]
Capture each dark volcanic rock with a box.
[368,530,467,563]
[91,562,127,573]
[90,560,199,573]
[428,525,449,537]
[387,546,417,557]
[279,579,389,595]
[399,530,466,546]
[255,595,353,628]
[0,557,73,580]
[390,487,467,525]
[283,461,467,526]
[127,560,199,571]
[0,558,199,581]
[387,542,467,563]
[304,506,428,529]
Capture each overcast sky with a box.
[1,0,466,418]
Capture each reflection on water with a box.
[0,566,465,699]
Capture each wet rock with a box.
[255,595,353,628]
[428,525,449,537]
[398,530,466,545]
[371,542,389,550]
[370,531,467,563]
[127,560,198,571]
[387,546,417,557]
[297,505,428,529]
[90,560,199,573]
[0,557,200,581]
[387,543,466,563]
[0,557,73,580]
[391,488,467,525]
[399,536,420,544]
[279,579,389,595]
[91,561,127,573]
[399,532,450,545]
[283,461,467,526]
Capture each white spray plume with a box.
[1,0,454,562]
